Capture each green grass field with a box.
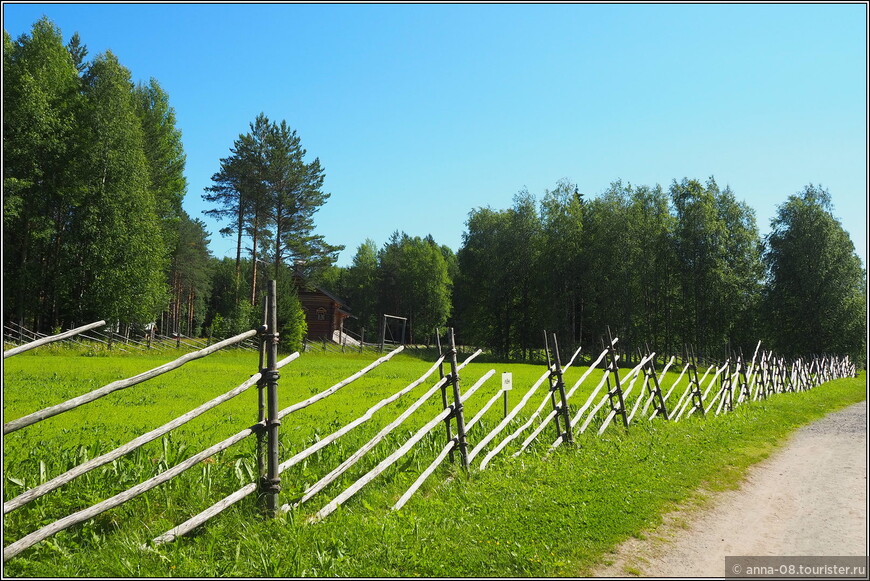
[2,345,865,577]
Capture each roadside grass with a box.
[2,346,865,577]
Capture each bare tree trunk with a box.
[251,220,259,306]
[235,204,244,305]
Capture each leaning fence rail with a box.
[286,347,483,511]
[3,353,300,515]
[312,367,496,522]
[475,344,583,470]
[3,329,258,435]
[4,419,259,561]
[3,320,107,359]
[149,346,426,546]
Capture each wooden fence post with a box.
[604,329,628,428]
[256,293,269,491]
[446,328,469,469]
[643,343,669,420]
[757,352,769,399]
[435,330,455,463]
[687,345,705,417]
[260,280,281,517]
[737,351,751,401]
[722,358,734,412]
[544,332,559,437]
[550,333,573,445]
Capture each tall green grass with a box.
[2,346,865,576]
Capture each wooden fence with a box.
[2,288,856,560]
[3,282,286,561]
[3,320,259,355]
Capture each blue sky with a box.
[3,2,867,268]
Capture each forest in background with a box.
[4,18,866,362]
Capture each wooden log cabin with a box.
[293,272,352,342]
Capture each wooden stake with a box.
[261,280,281,517]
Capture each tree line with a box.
[5,17,865,364]
[3,18,331,352]
[326,178,865,365]
[5,18,188,334]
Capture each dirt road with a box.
[592,400,867,577]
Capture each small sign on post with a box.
[501,372,513,391]
[502,372,512,418]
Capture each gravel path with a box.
[592,400,867,577]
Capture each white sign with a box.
[502,372,513,391]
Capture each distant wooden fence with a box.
[2,291,856,560]
[3,319,259,355]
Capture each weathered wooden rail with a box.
[3,320,107,358]
[3,320,258,355]
[3,330,258,435]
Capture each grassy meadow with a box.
[2,344,865,577]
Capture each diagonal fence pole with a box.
[4,329,258,435]
[3,320,106,358]
[550,333,574,445]
[687,345,705,417]
[435,330,455,463]
[446,328,469,469]
[605,329,628,428]
[643,342,669,420]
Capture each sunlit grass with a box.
[3,346,864,576]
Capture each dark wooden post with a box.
[446,328,468,469]
[340,319,345,353]
[260,280,281,517]
[256,293,269,488]
[758,352,769,399]
[737,349,751,401]
[551,333,573,444]
[605,329,629,428]
[544,332,560,438]
[687,345,705,416]
[436,330,455,463]
[781,358,791,392]
[722,357,733,412]
[644,343,669,420]
[771,356,779,393]
[773,356,781,393]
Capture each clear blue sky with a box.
[3,2,867,268]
